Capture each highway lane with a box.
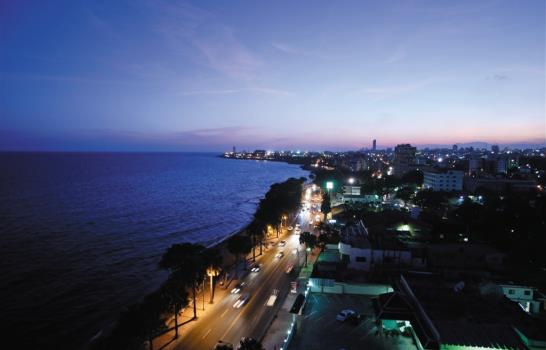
[171,225,304,349]
[171,186,320,349]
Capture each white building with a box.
[338,221,412,271]
[423,170,463,191]
[342,185,361,195]
[498,284,546,314]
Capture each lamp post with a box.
[305,247,311,267]
[206,266,220,304]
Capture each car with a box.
[295,223,301,228]
[233,293,250,308]
[250,264,261,272]
[294,228,301,234]
[287,226,293,231]
[336,309,356,321]
[285,264,293,274]
[278,240,286,247]
[231,282,245,294]
[213,340,234,350]
[275,252,284,259]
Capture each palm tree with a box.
[159,243,206,319]
[203,248,223,303]
[238,337,264,350]
[299,231,317,266]
[160,273,189,339]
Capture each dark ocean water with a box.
[0,152,308,349]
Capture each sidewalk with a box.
[261,250,319,350]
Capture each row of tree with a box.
[93,177,305,349]
[245,177,305,262]
[92,243,222,350]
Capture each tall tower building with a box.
[393,144,416,176]
[372,139,377,151]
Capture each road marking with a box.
[220,308,229,318]
[202,328,212,339]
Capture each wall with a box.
[309,278,393,296]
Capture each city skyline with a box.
[1,0,545,151]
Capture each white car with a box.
[233,293,250,308]
[294,228,301,234]
[336,309,356,321]
[231,282,245,294]
[278,240,286,247]
[287,226,294,231]
[250,264,261,272]
[275,252,284,259]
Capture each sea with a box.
[0,152,308,349]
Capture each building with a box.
[496,158,508,174]
[468,156,482,174]
[372,139,377,151]
[252,150,267,158]
[452,144,458,152]
[492,144,500,153]
[497,283,546,314]
[342,185,361,196]
[464,177,538,193]
[333,193,381,206]
[393,144,417,176]
[338,221,412,271]
[423,170,463,191]
[373,274,546,350]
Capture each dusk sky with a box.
[1,0,544,151]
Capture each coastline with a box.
[91,159,309,348]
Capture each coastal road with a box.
[169,186,320,350]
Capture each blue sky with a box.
[1,0,544,151]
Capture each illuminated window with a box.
[508,289,515,295]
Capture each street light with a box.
[348,177,355,185]
[206,266,221,304]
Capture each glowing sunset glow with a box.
[1,1,544,151]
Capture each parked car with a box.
[275,251,284,259]
[294,228,301,234]
[336,309,356,322]
[250,264,261,272]
[287,226,294,231]
[279,240,286,247]
[233,293,250,308]
[231,282,245,294]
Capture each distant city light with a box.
[348,177,355,184]
[326,181,334,190]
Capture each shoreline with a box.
[91,162,309,348]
